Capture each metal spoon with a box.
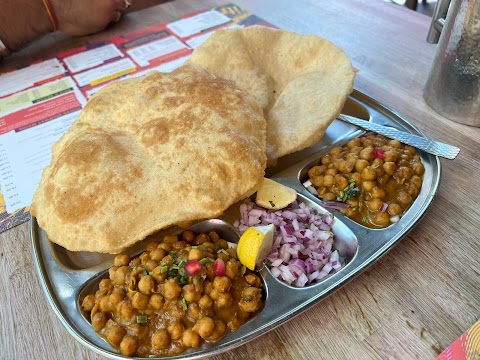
[338,114,460,159]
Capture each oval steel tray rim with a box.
[30,89,441,359]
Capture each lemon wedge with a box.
[237,224,275,270]
[255,178,297,210]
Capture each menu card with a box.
[0,3,274,233]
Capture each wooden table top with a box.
[1,0,479,359]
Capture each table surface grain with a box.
[1,1,479,359]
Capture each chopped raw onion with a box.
[235,200,344,287]
[390,215,400,223]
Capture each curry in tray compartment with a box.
[304,133,425,228]
[82,230,263,357]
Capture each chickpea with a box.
[397,191,413,206]
[91,311,107,331]
[173,241,187,250]
[119,336,139,356]
[208,320,227,341]
[321,154,332,165]
[323,174,335,187]
[108,266,118,280]
[239,287,262,313]
[359,147,374,161]
[131,292,149,310]
[351,146,364,155]
[362,180,376,192]
[244,274,262,287]
[396,167,414,181]
[347,138,361,149]
[209,288,220,301]
[109,288,125,308]
[182,329,201,348]
[168,321,185,340]
[106,324,127,346]
[216,239,229,250]
[371,186,386,199]
[158,242,173,252]
[189,248,205,261]
[114,254,131,267]
[335,175,349,191]
[149,294,164,310]
[355,159,369,172]
[225,260,239,280]
[152,329,171,350]
[412,162,425,175]
[82,294,95,311]
[138,275,155,295]
[183,284,202,302]
[150,248,167,262]
[387,203,402,216]
[346,199,359,207]
[337,159,354,175]
[325,168,338,176]
[160,255,173,267]
[144,260,158,272]
[227,317,242,332]
[362,138,374,147]
[118,300,135,321]
[98,279,113,293]
[195,233,209,245]
[367,198,383,211]
[383,161,396,175]
[311,175,324,187]
[377,174,390,186]
[370,211,391,227]
[398,159,410,167]
[199,295,214,309]
[113,266,129,286]
[146,241,159,252]
[213,276,232,293]
[164,278,182,301]
[308,165,327,178]
[99,295,112,312]
[384,150,398,162]
[152,266,167,283]
[163,235,178,244]
[226,248,237,260]
[345,153,358,165]
[388,139,402,148]
[187,302,201,320]
[361,166,377,181]
[405,182,419,197]
[329,146,342,155]
[350,172,362,186]
[323,193,336,201]
[182,230,196,243]
[193,317,215,339]
[411,175,423,189]
[404,145,416,155]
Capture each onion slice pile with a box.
[234,200,343,287]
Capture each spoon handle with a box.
[338,114,460,159]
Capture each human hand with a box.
[51,0,131,36]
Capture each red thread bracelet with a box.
[42,0,58,32]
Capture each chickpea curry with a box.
[81,230,263,357]
[306,133,425,228]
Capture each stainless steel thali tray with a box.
[31,89,441,359]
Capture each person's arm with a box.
[0,0,53,52]
[0,0,129,53]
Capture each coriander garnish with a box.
[181,298,187,311]
[136,315,148,324]
[269,200,276,207]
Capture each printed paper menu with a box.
[0,3,274,233]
